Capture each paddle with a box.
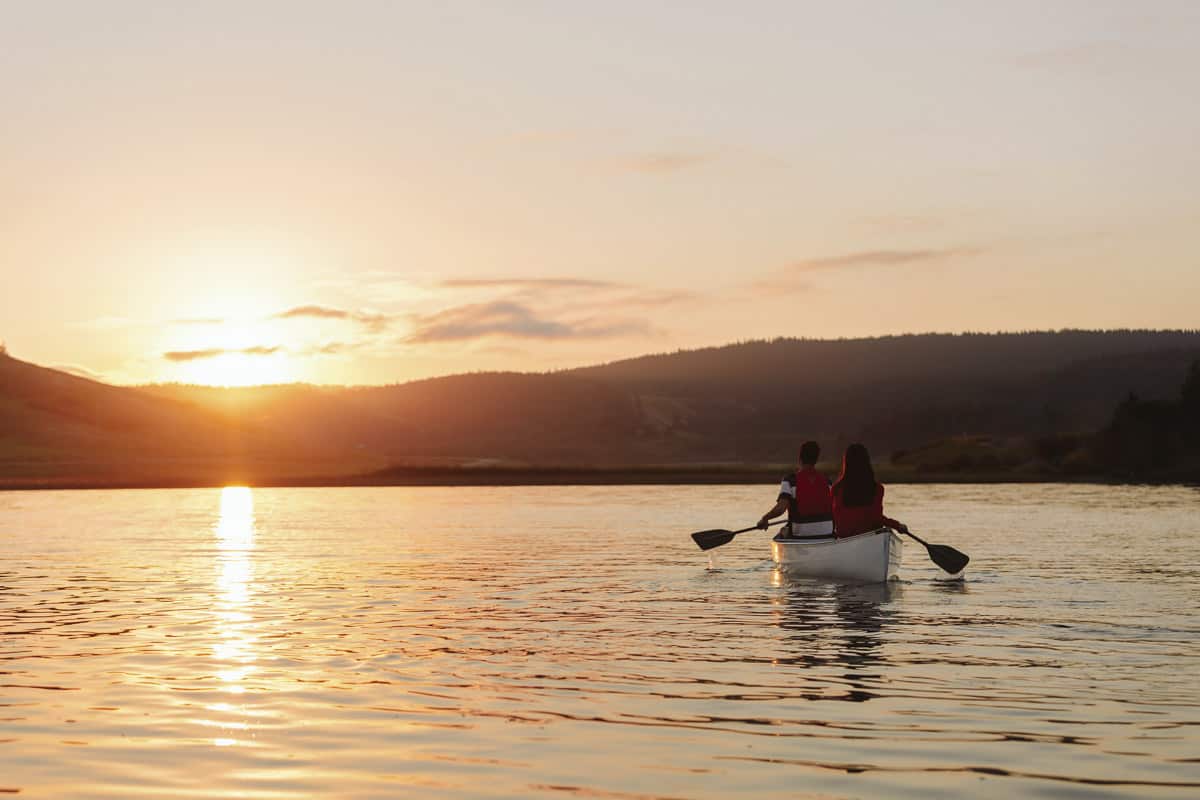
[691,519,787,551]
[898,528,970,574]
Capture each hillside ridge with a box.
[3,330,1199,486]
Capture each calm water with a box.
[1,484,1198,798]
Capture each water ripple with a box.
[1,484,1198,798]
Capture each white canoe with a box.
[770,525,903,583]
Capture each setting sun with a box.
[174,350,299,387]
[161,314,302,386]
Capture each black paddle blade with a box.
[926,543,970,575]
[691,529,736,551]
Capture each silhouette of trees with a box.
[1099,361,1200,480]
[5,331,1200,483]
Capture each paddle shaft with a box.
[729,522,776,536]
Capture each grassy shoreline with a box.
[0,463,1164,491]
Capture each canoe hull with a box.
[770,527,903,583]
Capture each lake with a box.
[1,483,1198,798]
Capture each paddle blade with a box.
[926,543,970,575]
[691,529,736,551]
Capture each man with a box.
[757,440,833,537]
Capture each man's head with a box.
[799,440,820,466]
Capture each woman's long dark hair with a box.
[832,443,878,507]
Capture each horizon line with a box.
[6,326,1200,391]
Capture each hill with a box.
[146,372,643,463]
[571,330,1200,461]
[0,353,364,486]
[3,329,1199,486]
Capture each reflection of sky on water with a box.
[3,484,1197,797]
[208,487,257,743]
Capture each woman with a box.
[830,443,907,538]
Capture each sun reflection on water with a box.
[208,486,258,741]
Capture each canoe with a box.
[770,525,903,583]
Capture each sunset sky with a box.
[3,1,1198,386]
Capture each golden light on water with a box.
[208,486,258,743]
[216,485,255,550]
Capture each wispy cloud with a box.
[744,246,981,295]
[240,345,281,357]
[163,345,282,362]
[789,247,980,271]
[274,305,390,333]
[405,301,650,344]
[612,288,698,308]
[275,305,353,320]
[440,277,698,309]
[619,152,714,174]
[302,341,359,356]
[553,288,699,318]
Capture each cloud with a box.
[240,345,282,357]
[405,301,650,344]
[611,289,698,308]
[163,345,282,362]
[552,288,699,319]
[437,276,701,326]
[744,246,981,295]
[619,152,714,174]
[440,277,698,308]
[274,305,390,333]
[789,247,980,271]
[275,305,352,320]
[302,341,358,356]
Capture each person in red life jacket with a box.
[830,442,908,538]
[756,440,832,536]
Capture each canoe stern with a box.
[772,527,904,583]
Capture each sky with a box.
[2,1,1198,386]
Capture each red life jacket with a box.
[832,482,885,538]
[792,468,832,518]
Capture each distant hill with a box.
[571,330,1200,460]
[146,372,642,463]
[3,329,1199,486]
[0,353,361,485]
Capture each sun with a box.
[163,315,302,386]
[177,351,299,387]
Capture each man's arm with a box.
[758,474,795,528]
[757,498,790,529]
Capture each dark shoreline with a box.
[1,465,1185,491]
